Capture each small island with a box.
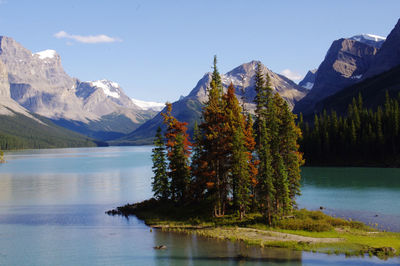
[108,200,399,259]
[108,58,400,259]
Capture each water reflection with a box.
[152,230,302,266]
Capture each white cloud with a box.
[281,69,303,81]
[54,31,122,44]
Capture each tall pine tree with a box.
[151,127,169,200]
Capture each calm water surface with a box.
[0,146,399,265]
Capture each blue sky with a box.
[0,0,399,102]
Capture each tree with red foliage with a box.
[161,103,192,204]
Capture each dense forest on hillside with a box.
[299,92,400,166]
[0,112,100,150]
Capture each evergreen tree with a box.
[231,125,250,220]
[198,56,229,217]
[253,63,276,224]
[190,122,207,201]
[280,100,303,205]
[300,92,400,166]
[151,127,169,200]
[161,103,192,204]
[169,134,191,203]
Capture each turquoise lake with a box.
[0,146,399,265]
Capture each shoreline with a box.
[107,199,400,259]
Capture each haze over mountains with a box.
[1,18,400,148]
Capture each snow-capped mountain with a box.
[350,34,386,48]
[90,80,122,99]
[131,98,164,111]
[0,36,158,140]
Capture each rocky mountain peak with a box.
[188,61,305,109]
[298,69,317,90]
[293,37,379,114]
[350,34,386,48]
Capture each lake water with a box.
[0,146,399,265]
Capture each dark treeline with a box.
[151,57,303,223]
[299,91,400,166]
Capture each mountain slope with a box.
[314,64,400,115]
[0,111,101,150]
[118,61,307,145]
[298,69,317,90]
[364,18,400,78]
[0,56,100,149]
[0,36,157,141]
[294,37,380,114]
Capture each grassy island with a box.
[107,199,399,259]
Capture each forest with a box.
[150,57,303,223]
[299,91,400,166]
[0,112,98,150]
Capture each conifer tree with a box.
[279,100,303,206]
[169,134,191,203]
[190,122,207,201]
[244,114,258,211]
[151,127,169,200]
[161,103,191,204]
[198,56,229,217]
[231,125,250,220]
[253,63,275,224]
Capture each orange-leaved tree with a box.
[161,103,192,204]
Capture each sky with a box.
[0,0,399,103]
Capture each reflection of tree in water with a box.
[152,229,302,266]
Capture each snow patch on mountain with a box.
[34,49,57,60]
[131,98,164,111]
[351,74,363,79]
[90,79,121,98]
[350,34,386,48]
[301,82,314,90]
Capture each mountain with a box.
[294,36,381,114]
[298,69,317,90]
[0,58,101,149]
[314,64,400,115]
[364,19,400,78]
[0,36,157,141]
[118,61,307,145]
[296,19,400,116]
[349,34,386,48]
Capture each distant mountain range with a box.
[0,36,163,144]
[1,18,400,148]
